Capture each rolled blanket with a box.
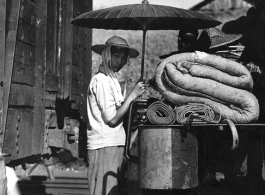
[155,51,259,123]
[175,103,221,124]
[146,101,175,125]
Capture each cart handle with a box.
[125,100,138,163]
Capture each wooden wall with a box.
[2,0,92,163]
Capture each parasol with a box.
[71,0,221,80]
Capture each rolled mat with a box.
[155,51,259,123]
[146,101,175,125]
[175,103,221,124]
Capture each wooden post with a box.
[2,0,21,151]
[0,1,6,192]
[0,0,6,153]
[63,0,73,100]
[0,154,7,195]
[32,0,46,154]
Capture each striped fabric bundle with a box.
[146,101,175,125]
[175,103,221,124]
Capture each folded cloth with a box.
[155,51,259,123]
[175,103,221,124]
[146,101,175,125]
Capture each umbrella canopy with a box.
[71,0,221,80]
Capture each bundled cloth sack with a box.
[175,103,221,124]
[155,51,259,124]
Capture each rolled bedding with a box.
[146,101,175,125]
[155,51,259,123]
[175,103,221,124]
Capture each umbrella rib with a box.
[92,6,119,18]
[153,5,171,17]
[143,3,146,17]
[129,4,142,17]
[149,4,159,17]
[171,7,192,18]
[116,7,125,18]
[105,6,124,18]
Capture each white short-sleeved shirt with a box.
[6,166,19,195]
[87,72,126,149]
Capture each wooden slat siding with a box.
[17,108,33,158]
[17,20,36,46]
[72,0,92,119]
[57,0,63,97]
[71,80,79,95]
[72,64,79,80]
[72,48,79,66]
[14,40,35,86]
[47,110,57,128]
[12,61,34,86]
[82,19,92,121]
[15,40,35,65]
[0,0,6,152]
[45,92,56,108]
[2,0,21,150]
[20,0,36,26]
[72,26,84,111]
[71,94,80,110]
[4,108,33,162]
[32,0,46,155]
[46,0,58,75]
[72,26,78,48]
[46,74,58,92]
[9,84,34,106]
[63,0,73,100]
[4,109,18,159]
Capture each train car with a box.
[0,0,92,167]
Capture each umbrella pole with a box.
[140,29,147,82]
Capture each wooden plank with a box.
[46,74,58,92]
[71,94,80,110]
[32,0,46,155]
[4,108,33,161]
[17,20,36,46]
[57,0,63,97]
[72,26,78,48]
[73,0,92,122]
[0,0,6,153]
[12,61,35,86]
[63,0,73,100]
[71,80,79,95]
[45,92,56,108]
[15,40,35,64]
[17,108,33,158]
[2,0,21,150]
[72,48,79,66]
[46,0,58,75]
[9,84,34,106]
[82,21,92,122]
[45,109,57,128]
[72,64,79,80]
[20,0,36,26]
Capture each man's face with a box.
[110,46,129,72]
[178,33,197,50]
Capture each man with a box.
[87,36,148,195]
[222,0,265,194]
[0,153,7,195]
[159,29,199,59]
[178,29,199,50]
